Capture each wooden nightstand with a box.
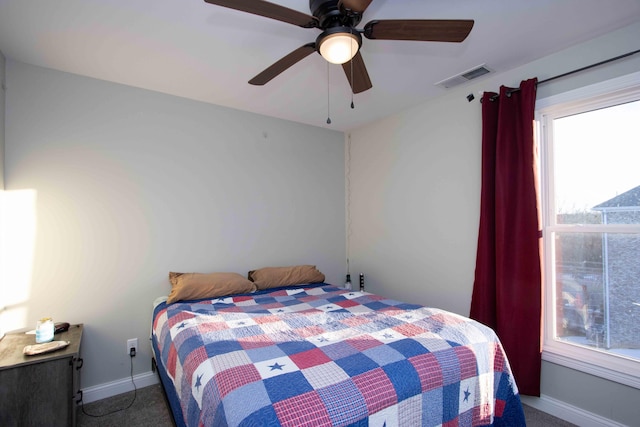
[0,324,83,427]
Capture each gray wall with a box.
[0,50,4,188]
[3,60,346,388]
[0,50,6,339]
[347,22,640,426]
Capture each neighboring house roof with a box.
[593,185,640,210]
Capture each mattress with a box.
[151,284,525,426]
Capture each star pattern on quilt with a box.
[463,387,471,402]
[177,322,186,329]
[195,374,203,392]
[269,362,285,371]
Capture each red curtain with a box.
[470,78,542,396]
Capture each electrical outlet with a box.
[127,338,138,356]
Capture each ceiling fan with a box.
[203,0,474,93]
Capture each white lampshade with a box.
[319,32,360,65]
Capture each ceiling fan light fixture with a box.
[317,28,361,64]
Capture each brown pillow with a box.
[248,265,325,290]
[167,272,256,304]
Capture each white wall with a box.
[3,60,346,388]
[0,50,6,339]
[0,50,4,188]
[347,22,640,426]
[346,92,481,315]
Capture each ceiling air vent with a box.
[434,64,492,89]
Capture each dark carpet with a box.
[77,384,576,426]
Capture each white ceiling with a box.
[1,0,639,131]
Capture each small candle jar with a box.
[36,318,54,343]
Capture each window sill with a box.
[542,343,640,389]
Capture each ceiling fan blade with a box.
[364,19,474,42]
[249,43,317,86]
[341,51,372,94]
[203,0,318,28]
[338,0,373,13]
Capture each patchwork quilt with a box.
[151,284,525,427]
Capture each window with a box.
[537,73,640,388]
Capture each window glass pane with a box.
[555,232,640,360]
[553,100,640,225]
[540,82,640,385]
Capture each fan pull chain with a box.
[326,62,332,124]
[350,35,355,109]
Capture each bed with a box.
[151,280,525,426]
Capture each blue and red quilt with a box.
[152,284,525,426]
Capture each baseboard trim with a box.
[81,370,159,404]
[520,394,626,427]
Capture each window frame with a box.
[536,71,640,389]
